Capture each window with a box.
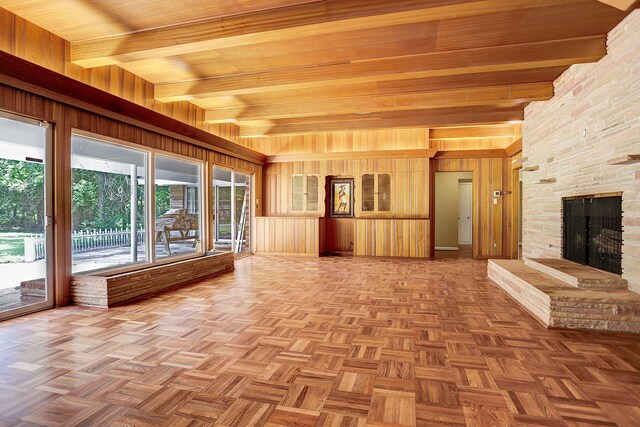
[155,155,202,260]
[71,132,205,274]
[71,135,148,273]
[361,173,391,213]
[213,167,252,254]
[291,174,320,213]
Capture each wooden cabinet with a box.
[291,174,320,213]
[361,173,391,213]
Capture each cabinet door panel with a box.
[378,174,391,212]
[362,174,375,212]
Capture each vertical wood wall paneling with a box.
[323,219,355,252]
[353,219,430,258]
[263,158,430,218]
[255,217,320,256]
[242,128,429,156]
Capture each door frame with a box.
[0,110,55,321]
[212,165,254,255]
[458,181,473,245]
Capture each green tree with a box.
[0,159,44,232]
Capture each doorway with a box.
[435,171,473,259]
[0,112,54,319]
[212,167,251,254]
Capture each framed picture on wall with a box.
[330,178,354,217]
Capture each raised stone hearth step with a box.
[524,258,627,290]
[487,260,640,333]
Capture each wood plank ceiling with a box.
[1,0,636,138]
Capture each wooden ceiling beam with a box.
[70,0,572,68]
[155,36,605,101]
[240,106,524,137]
[596,0,637,10]
[204,83,553,123]
[192,67,567,110]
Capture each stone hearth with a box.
[488,258,640,333]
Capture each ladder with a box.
[235,190,248,253]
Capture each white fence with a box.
[24,228,144,261]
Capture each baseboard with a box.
[435,246,459,251]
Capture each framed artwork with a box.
[330,178,354,217]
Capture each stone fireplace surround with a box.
[520,10,640,294]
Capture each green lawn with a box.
[0,232,31,263]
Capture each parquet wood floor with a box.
[1,256,640,426]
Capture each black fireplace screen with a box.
[562,196,622,274]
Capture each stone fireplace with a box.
[520,11,640,293]
[562,194,622,275]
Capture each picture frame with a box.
[330,178,354,217]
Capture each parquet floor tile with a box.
[1,256,640,426]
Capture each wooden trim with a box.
[0,51,265,165]
[433,149,508,159]
[266,149,437,163]
[562,192,623,201]
[505,138,523,156]
[429,159,436,258]
[266,148,514,163]
[429,126,518,140]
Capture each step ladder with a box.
[235,190,248,253]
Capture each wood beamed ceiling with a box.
[1,0,637,140]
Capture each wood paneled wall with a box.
[255,217,321,256]
[432,158,514,258]
[264,158,430,218]
[323,219,355,252]
[0,83,262,307]
[0,7,241,144]
[430,137,513,151]
[240,129,429,155]
[354,219,430,258]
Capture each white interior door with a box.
[458,182,472,244]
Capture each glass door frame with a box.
[212,165,253,255]
[0,110,55,320]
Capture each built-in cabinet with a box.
[291,174,321,213]
[361,173,391,213]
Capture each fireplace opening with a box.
[562,195,622,275]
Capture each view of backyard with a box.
[1,118,246,317]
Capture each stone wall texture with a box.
[522,10,640,293]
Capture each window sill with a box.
[70,251,233,308]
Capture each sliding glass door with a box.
[213,167,251,254]
[234,172,251,254]
[0,112,53,319]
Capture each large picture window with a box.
[71,132,205,274]
[154,155,202,260]
[71,135,147,273]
